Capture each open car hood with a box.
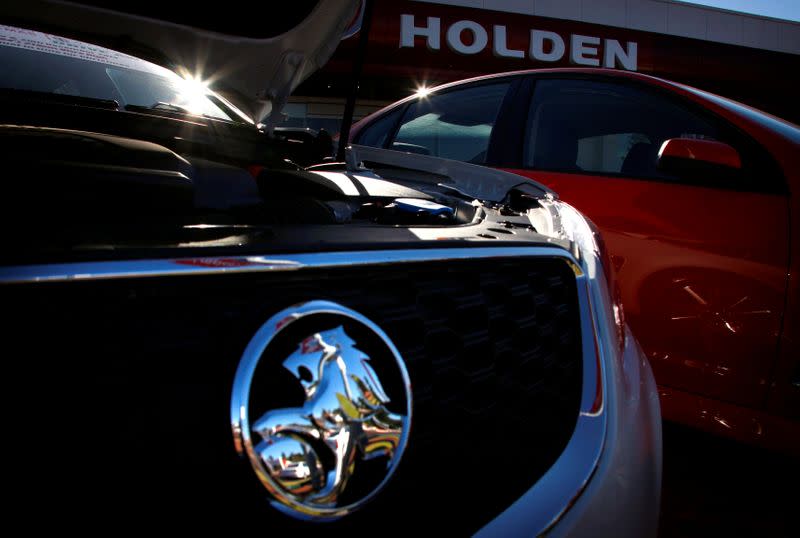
[0,0,361,125]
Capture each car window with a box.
[391,81,511,164]
[524,79,720,179]
[354,106,404,148]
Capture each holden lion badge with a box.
[231,300,412,520]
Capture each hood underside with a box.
[0,0,361,124]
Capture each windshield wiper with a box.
[125,102,191,114]
[124,102,225,123]
[152,102,193,113]
[0,88,119,110]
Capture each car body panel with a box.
[536,328,661,538]
[475,207,661,536]
[505,168,788,410]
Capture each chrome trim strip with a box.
[0,247,583,284]
[0,246,606,535]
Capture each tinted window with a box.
[355,106,404,148]
[392,82,511,163]
[524,79,719,179]
[681,85,800,144]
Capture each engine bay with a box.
[1,122,562,264]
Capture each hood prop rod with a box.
[337,0,374,161]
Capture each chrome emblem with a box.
[231,301,412,520]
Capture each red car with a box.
[351,68,800,452]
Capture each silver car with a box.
[0,1,660,535]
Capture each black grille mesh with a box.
[4,256,581,532]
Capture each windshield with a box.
[0,24,240,121]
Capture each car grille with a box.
[4,255,582,533]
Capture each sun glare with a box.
[414,85,431,98]
[174,74,212,115]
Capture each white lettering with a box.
[400,14,440,50]
[493,25,524,59]
[530,30,565,62]
[398,16,640,72]
[570,34,601,66]
[446,20,488,55]
[604,39,637,70]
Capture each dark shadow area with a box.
[660,422,799,537]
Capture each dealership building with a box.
[288,0,800,133]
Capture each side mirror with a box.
[657,138,742,178]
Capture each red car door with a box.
[504,77,789,417]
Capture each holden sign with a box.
[400,14,638,71]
